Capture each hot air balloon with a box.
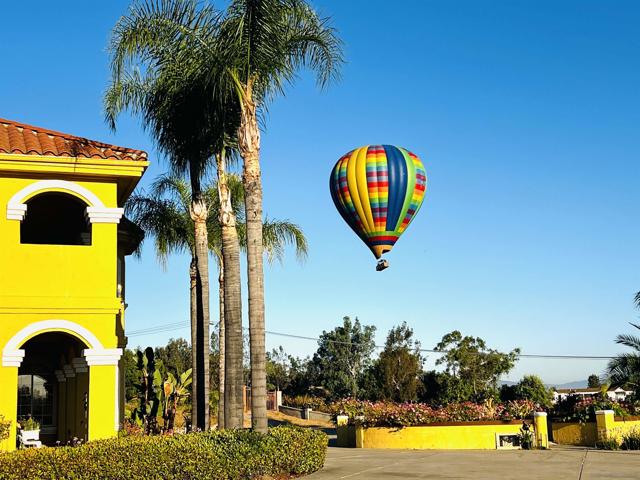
[329,145,427,270]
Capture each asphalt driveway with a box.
[308,446,640,479]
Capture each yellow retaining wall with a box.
[597,411,640,442]
[612,417,640,438]
[338,421,525,450]
[551,422,597,446]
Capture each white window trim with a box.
[1,319,112,368]
[6,179,123,224]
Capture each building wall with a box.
[0,174,125,451]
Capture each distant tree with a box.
[588,374,601,388]
[500,375,553,407]
[420,370,475,406]
[155,338,192,377]
[266,346,290,391]
[434,331,520,402]
[371,322,424,402]
[310,317,376,399]
[284,356,313,397]
[123,349,139,402]
[608,322,640,396]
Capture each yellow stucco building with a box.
[0,118,148,451]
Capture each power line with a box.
[126,321,616,360]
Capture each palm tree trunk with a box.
[216,152,244,429]
[239,87,268,433]
[189,256,198,431]
[190,176,211,431]
[217,259,225,429]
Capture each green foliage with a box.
[0,426,327,479]
[266,346,290,391]
[161,368,193,432]
[370,322,424,402]
[309,317,376,400]
[588,374,601,388]
[500,375,553,407]
[519,423,533,449]
[131,347,163,433]
[122,349,139,402]
[0,416,10,441]
[608,322,640,397]
[434,331,520,402]
[596,435,620,450]
[155,338,192,378]
[18,417,39,431]
[620,428,640,450]
[420,370,476,405]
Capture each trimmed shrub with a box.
[0,417,9,442]
[0,425,327,480]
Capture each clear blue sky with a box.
[1,0,639,385]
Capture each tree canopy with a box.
[309,317,376,400]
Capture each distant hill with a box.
[500,379,589,389]
[550,380,588,389]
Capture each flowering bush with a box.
[330,399,536,427]
[552,396,632,423]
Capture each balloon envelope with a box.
[330,145,427,259]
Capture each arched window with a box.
[20,193,91,246]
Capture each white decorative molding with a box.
[1,349,25,367]
[6,204,27,221]
[83,348,122,366]
[85,206,124,224]
[3,320,104,354]
[72,357,89,373]
[63,364,76,379]
[54,369,67,382]
[6,179,121,223]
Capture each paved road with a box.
[308,446,640,479]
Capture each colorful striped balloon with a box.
[329,145,427,261]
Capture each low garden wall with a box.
[279,405,332,422]
[337,414,548,450]
[550,421,597,446]
[344,422,525,450]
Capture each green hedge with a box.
[0,426,327,480]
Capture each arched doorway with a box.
[18,332,89,445]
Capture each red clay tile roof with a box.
[0,117,147,162]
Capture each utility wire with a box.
[126,321,616,360]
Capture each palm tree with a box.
[127,174,308,425]
[106,0,339,431]
[105,0,238,430]
[608,320,640,396]
[216,0,343,432]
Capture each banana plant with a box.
[161,368,193,433]
[131,347,163,434]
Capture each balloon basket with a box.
[376,259,389,271]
